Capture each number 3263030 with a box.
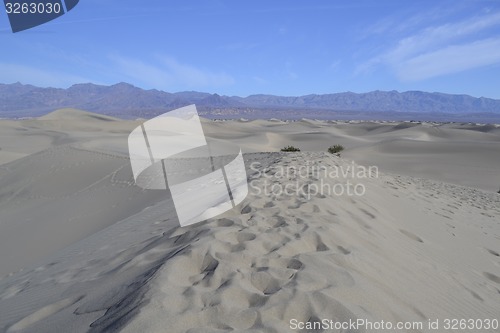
[5,2,62,14]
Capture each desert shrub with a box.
[281,145,301,152]
[328,144,345,155]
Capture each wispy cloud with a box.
[110,55,235,90]
[357,11,500,81]
[387,12,500,62]
[396,38,500,81]
[362,4,461,38]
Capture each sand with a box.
[0,109,499,332]
[0,109,167,277]
[202,119,500,192]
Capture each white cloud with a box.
[396,38,500,81]
[362,5,463,39]
[110,55,234,90]
[357,11,500,81]
[386,11,500,63]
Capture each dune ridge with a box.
[0,110,499,332]
[0,152,499,332]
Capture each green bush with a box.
[281,145,301,152]
[328,144,344,155]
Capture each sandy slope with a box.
[202,119,500,192]
[0,110,499,332]
[0,151,499,332]
[0,109,167,277]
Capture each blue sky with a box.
[1,0,500,98]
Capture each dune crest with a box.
[1,152,499,332]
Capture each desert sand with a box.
[202,118,500,192]
[0,109,499,332]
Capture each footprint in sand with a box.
[286,258,304,270]
[201,254,219,274]
[250,271,283,295]
[272,216,288,228]
[316,239,329,252]
[288,198,305,209]
[237,232,257,242]
[241,204,253,214]
[337,245,351,255]
[216,218,234,227]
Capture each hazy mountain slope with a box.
[1,83,500,119]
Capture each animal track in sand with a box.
[465,287,484,302]
[359,208,376,219]
[346,210,372,230]
[399,229,424,243]
[485,248,500,257]
[483,272,500,284]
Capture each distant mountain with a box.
[240,90,500,114]
[1,82,500,119]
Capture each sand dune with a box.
[0,152,498,332]
[0,110,163,277]
[203,119,500,192]
[0,110,499,332]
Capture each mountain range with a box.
[1,82,500,120]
